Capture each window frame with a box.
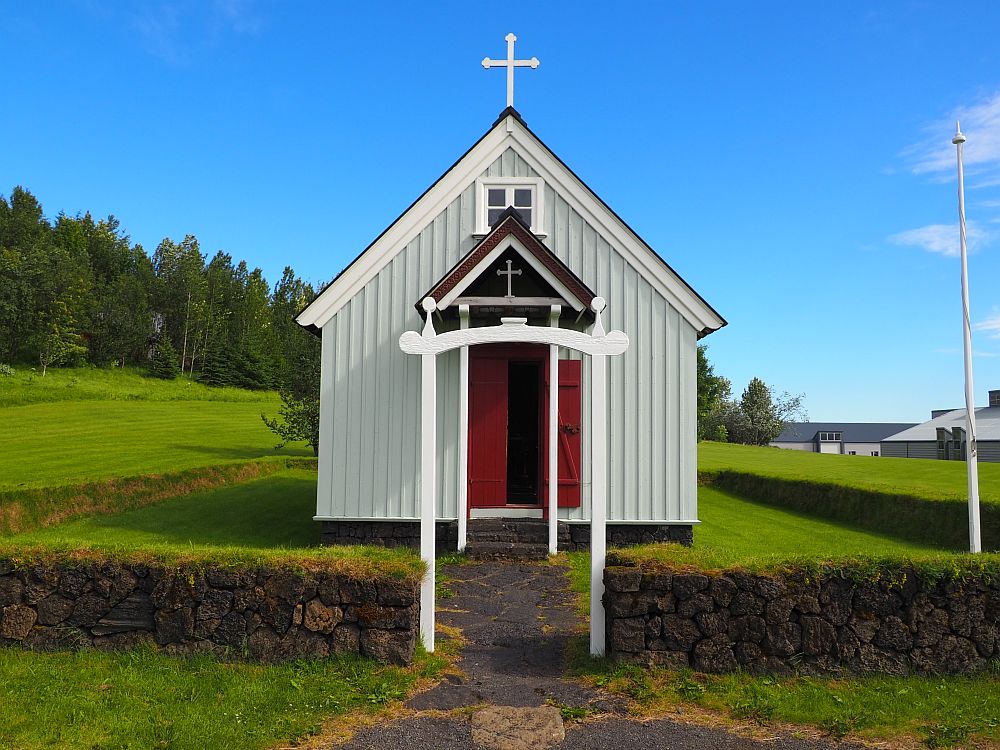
[475,177,545,236]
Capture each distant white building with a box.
[770,422,917,457]
[881,390,1000,462]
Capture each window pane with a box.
[513,188,532,207]
[515,208,531,226]
[488,208,503,226]
[487,188,505,206]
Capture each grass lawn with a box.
[0,646,446,750]
[0,365,275,407]
[0,469,435,750]
[572,658,1000,747]
[699,441,1000,506]
[0,400,310,490]
[566,487,1000,747]
[8,467,321,551]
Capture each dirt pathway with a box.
[333,561,861,750]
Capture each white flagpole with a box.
[953,120,982,554]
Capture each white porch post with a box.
[419,298,437,652]
[589,297,608,657]
[458,305,470,552]
[398,298,627,659]
[548,305,561,555]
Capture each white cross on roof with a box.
[482,33,539,109]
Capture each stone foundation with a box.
[604,562,1000,675]
[0,555,420,665]
[321,520,692,552]
[559,523,693,551]
[321,520,458,548]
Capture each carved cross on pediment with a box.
[496,259,522,299]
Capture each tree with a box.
[730,377,806,446]
[200,342,236,387]
[262,332,320,455]
[149,338,180,379]
[34,298,87,376]
[696,344,731,440]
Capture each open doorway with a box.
[506,361,541,503]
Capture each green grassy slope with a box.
[699,441,1000,505]
[0,400,309,489]
[10,468,320,551]
[0,366,276,407]
[692,485,943,565]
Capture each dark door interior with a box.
[506,361,541,503]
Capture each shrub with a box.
[0,364,14,377]
[148,339,181,380]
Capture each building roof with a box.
[882,407,1000,442]
[773,422,918,444]
[295,107,726,336]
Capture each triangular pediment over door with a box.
[418,207,597,314]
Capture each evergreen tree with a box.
[262,332,320,454]
[149,338,181,379]
[200,342,237,387]
[728,377,806,446]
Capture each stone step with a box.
[466,529,549,544]
[467,518,548,532]
[465,541,550,561]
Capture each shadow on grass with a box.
[25,473,321,550]
[167,444,310,460]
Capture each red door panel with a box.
[468,356,508,507]
[543,359,582,508]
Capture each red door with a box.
[543,359,582,508]
[468,356,508,507]
[468,348,581,511]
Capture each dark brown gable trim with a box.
[421,208,596,311]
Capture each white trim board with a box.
[297,114,724,334]
[469,508,544,519]
[315,516,701,524]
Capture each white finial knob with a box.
[481,57,492,69]
[421,298,437,338]
[591,296,607,338]
[505,32,517,42]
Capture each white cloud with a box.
[976,312,1000,339]
[903,93,1000,186]
[887,223,987,257]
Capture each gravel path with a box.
[332,561,861,750]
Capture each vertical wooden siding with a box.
[317,148,698,522]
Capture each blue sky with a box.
[3,1,1000,422]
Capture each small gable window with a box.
[476,177,544,235]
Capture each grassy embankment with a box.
[699,441,1000,550]
[566,481,1000,747]
[0,468,437,750]
[0,366,312,535]
[0,367,445,750]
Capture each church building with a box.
[296,36,725,560]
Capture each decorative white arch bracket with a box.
[399,295,629,657]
